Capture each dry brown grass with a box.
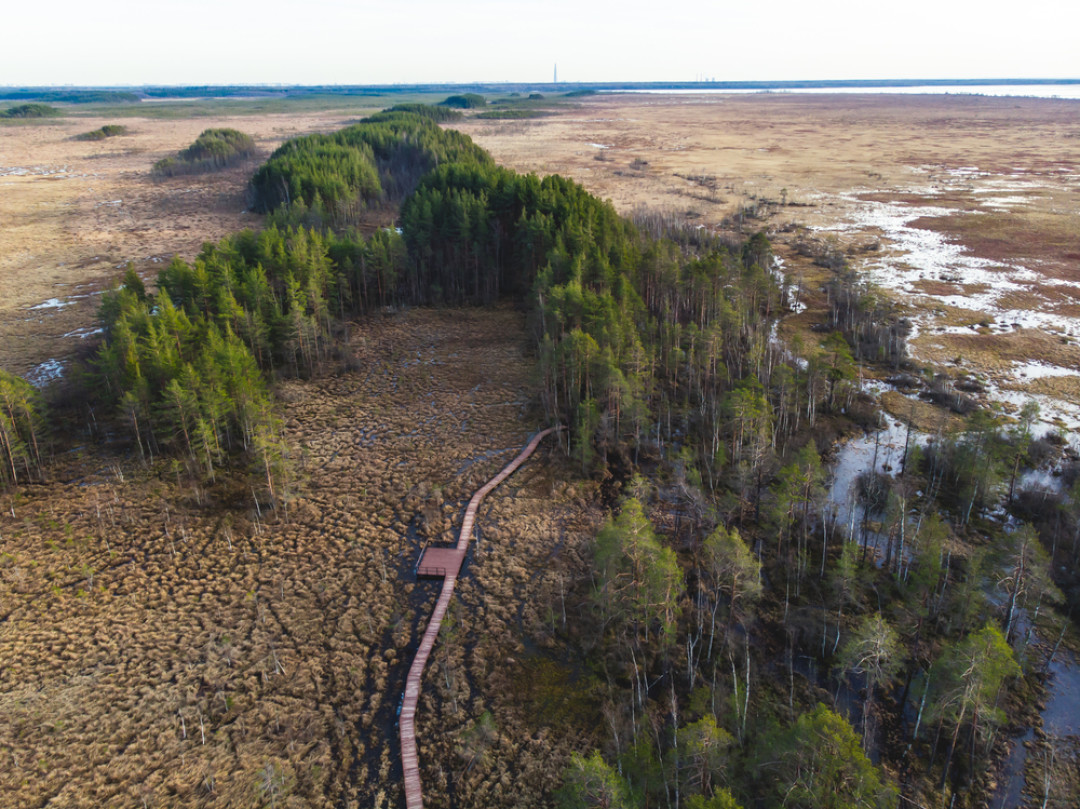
[880,390,965,434]
[1017,374,1080,401]
[459,93,1080,234]
[910,210,1080,280]
[912,328,1080,374]
[910,279,990,299]
[0,307,602,809]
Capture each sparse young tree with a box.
[677,715,734,796]
[557,751,632,809]
[699,524,761,661]
[927,623,1020,790]
[753,703,898,809]
[685,789,743,809]
[594,498,683,653]
[0,368,45,488]
[836,613,902,749]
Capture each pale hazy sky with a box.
[3,0,1078,86]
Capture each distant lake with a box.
[614,84,1080,100]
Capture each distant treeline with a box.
[8,80,1074,106]
[140,86,396,99]
[1,103,61,119]
[0,90,139,104]
[134,85,562,98]
[152,128,256,177]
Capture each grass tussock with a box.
[74,124,130,141]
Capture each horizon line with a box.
[3,77,1080,91]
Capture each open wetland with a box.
[0,307,602,808]
[3,89,1080,809]
[459,92,1080,426]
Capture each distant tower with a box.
[554,63,558,84]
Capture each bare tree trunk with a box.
[939,703,967,791]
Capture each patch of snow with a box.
[1017,467,1065,495]
[29,298,72,311]
[1010,361,1079,380]
[771,255,807,314]
[980,196,1037,209]
[26,359,65,388]
[982,381,1080,433]
[816,190,1080,425]
[0,165,71,177]
[62,327,104,339]
[768,320,808,370]
[859,379,891,397]
[970,180,1043,194]
[945,166,991,179]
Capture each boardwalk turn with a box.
[399,426,562,809]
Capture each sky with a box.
[2,0,1078,86]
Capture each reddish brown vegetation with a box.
[0,308,601,808]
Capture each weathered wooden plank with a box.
[398,427,561,809]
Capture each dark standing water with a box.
[993,651,1080,808]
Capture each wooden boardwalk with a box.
[415,546,466,578]
[399,426,561,809]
